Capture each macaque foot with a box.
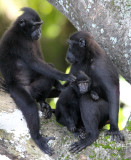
[68,124,77,132]
[40,102,52,119]
[69,139,87,153]
[34,136,55,156]
[105,130,125,142]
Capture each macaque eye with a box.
[32,26,36,31]
[19,19,25,27]
[79,38,86,47]
[32,25,40,31]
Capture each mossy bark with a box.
[47,0,131,84]
[0,90,131,159]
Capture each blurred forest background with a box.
[0,0,131,130]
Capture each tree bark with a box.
[0,90,131,159]
[47,0,131,84]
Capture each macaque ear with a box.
[79,38,86,47]
[19,19,25,27]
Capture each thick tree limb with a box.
[0,90,131,159]
[47,0,131,84]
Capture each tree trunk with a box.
[47,0,131,84]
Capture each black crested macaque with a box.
[56,71,109,153]
[55,71,99,135]
[0,7,75,155]
[70,92,109,153]
[65,31,124,152]
[68,73,109,153]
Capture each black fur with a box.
[70,94,109,153]
[56,31,124,153]
[0,7,75,155]
[56,71,109,153]
[55,71,99,135]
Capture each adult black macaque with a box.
[55,71,99,134]
[65,31,124,152]
[0,8,75,155]
[56,70,109,152]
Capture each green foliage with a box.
[103,107,125,130]
[25,0,76,71]
[125,116,131,131]
[0,0,76,71]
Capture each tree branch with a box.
[0,90,131,159]
[47,0,131,84]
